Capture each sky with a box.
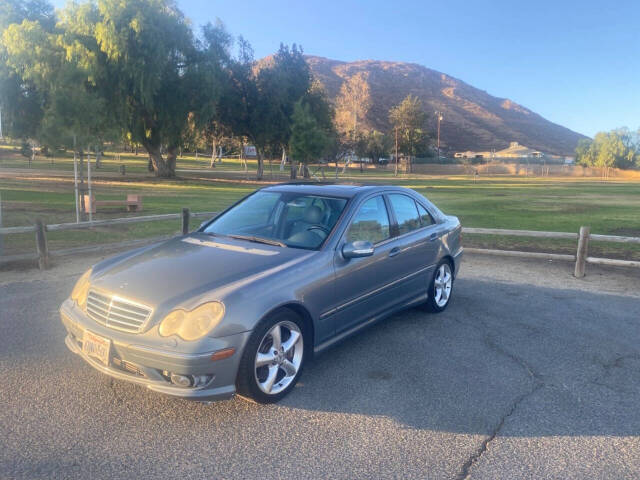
[55,0,640,137]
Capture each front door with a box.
[330,195,400,334]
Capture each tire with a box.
[236,309,306,404]
[424,259,454,313]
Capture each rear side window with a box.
[388,194,421,235]
[346,196,391,244]
[417,203,434,226]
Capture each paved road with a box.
[1,270,639,479]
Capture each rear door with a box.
[384,193,440,303]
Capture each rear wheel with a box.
[424,260,454,312]
[236,309,305,403]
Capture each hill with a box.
[306,56,586,156]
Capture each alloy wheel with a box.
[434,263,452,307]
[254,320,303,395]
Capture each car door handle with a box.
[389,247,402,257]
[429,233,438,242]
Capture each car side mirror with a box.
[342,241,374,259]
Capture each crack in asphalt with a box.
[451,306,545,480]
[589,353,640,394]
[456,382,543,480]
[454,335,544,480]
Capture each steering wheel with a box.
[307,225,330,236]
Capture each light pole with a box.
[394,126,399,177]
[435,111,443,162]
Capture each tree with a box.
[335,72,372,172]
[335,72,371,135]
[2,3,116,156]
[363,130,390,165]
[0,0,55,141]
[221,42,311,180]
[389,94,428,173]
[289,100,329,178]
[574,128,640,174]
[191,19,233,167]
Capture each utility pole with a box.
[73,134,79,223]
[435,111,443,162]
[394,126,399,177]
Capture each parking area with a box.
[1,255,639,479]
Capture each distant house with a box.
[455,142,545,161]
[495,142,543,158]
[454,151,490,159]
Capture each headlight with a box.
[71,268,92,309]
[158,302,225,341]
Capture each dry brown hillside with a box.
[306,55,587,156]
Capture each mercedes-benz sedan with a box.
[60,184,462,403]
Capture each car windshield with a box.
[203,191,349,250]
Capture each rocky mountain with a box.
[306,56,586,156]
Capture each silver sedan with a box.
[60,184,462,403]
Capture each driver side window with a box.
[346,196,391,244]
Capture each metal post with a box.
[574,226,590,278]
[35,219,49,270]
[73,139,79,223]
[87,149,92,222]
[435,111,443,162]
[0,192,3,255]
[394,127,398,177]
[181,208,190,235]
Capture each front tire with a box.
[236,309,306,403]
[424,260,454,312]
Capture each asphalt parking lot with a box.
[1,257,639,479]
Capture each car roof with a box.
[262,183,408,199]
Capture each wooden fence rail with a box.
[0,210,219,268]
[461,226,640,276]
[1,213,639,275]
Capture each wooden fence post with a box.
[182,208,190,235]
[35,219,49,270]
[574,226,590,278]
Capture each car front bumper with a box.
[60,300,251,402]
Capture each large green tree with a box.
[575,128,640,173]
[221,42,311,179]
[2,2,115,153]
[0,0,55,140]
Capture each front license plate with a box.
[82,330,111,366]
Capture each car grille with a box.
[86,290,152,333]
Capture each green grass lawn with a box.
[1,147,639,261]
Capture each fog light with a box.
[170,373,193,388]
[164,372,213,388]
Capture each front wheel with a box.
[424,260,454,312]
[236,310,305,403]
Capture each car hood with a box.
[91,233,314,308]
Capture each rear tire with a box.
[424,259,454,313]
[236,309,306,404]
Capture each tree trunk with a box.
[257,149,264,180]
[95,149,101,169]
[303,163,310,179]
[290,159,297,179]
[210,139,216,168]
[145,143,176,177]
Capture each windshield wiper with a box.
[227,234,286,248]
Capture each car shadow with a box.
[276,277,640,437]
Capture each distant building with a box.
[454,141,544,160]
[494,142,543,158]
